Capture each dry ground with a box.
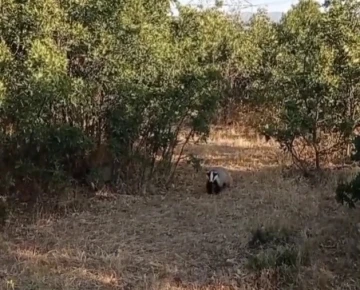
[1,126,360,290]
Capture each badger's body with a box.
[206,166,233,194]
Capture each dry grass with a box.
[1,126,360,290]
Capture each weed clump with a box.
[247,244,310,271]
[246,225,310,286]
[248,225,297,249]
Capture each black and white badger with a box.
[206,167,233,194]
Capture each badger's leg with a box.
[206,181,213,194]
[213,183,221,194]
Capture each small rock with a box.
[225,258,236,265]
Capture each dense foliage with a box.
[0,0,359,203]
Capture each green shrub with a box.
[335,136,360,208]
[247,225,311,285]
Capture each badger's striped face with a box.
[207,170,219,183]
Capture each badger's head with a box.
[206,170,220,194]
[207,170,219,183]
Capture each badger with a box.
[206,166,233,194]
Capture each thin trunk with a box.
[166,129,194,186]
[313,103,320,170]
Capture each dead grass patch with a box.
[1,125,360,289]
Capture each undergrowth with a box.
[246,224,311,286]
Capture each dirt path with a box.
[1,128,360,289]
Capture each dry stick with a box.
[138,122,166,192]
[298,134,319,169]
[162,111,191,161]
[160,126,174,161]
[155,115,191,180]
[288,138,310,174]
[166,129,194,186]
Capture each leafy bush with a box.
[0,124,94,200]
[336,136,360,208]
[0,0,359,206]
[0,0,224,201]
[259,0,360,173]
